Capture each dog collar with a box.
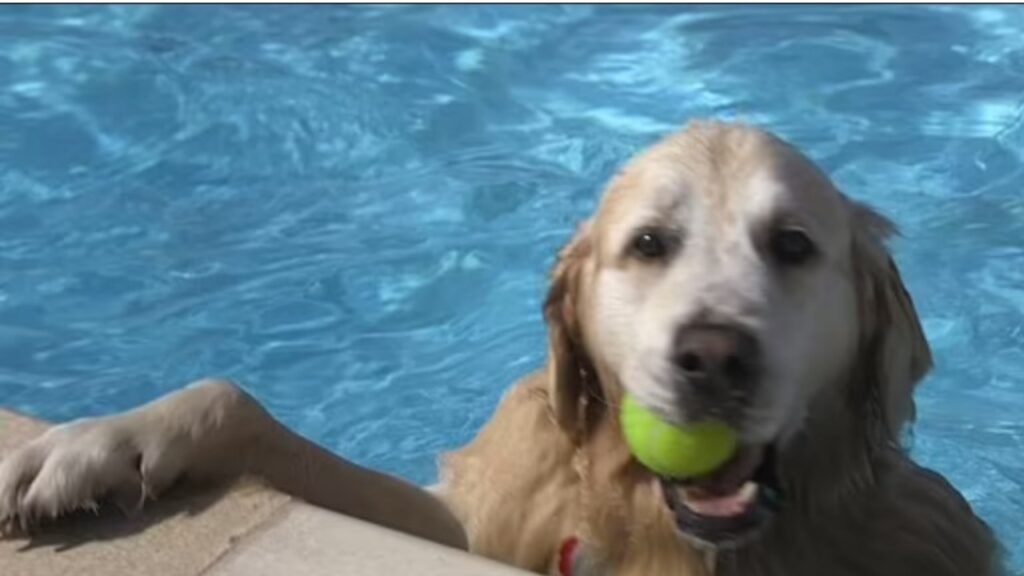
[558,536,580,576]
[558,536,605,576]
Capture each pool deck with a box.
[0,408,529,576]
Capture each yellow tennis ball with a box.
[620,393,738,479]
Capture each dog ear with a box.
[543,220,595,435]
[851,202,933,442]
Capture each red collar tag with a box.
[558,536,580,576]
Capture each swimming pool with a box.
[0,4,1021,568]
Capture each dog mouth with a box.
[658,443,784,549]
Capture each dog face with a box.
[589,123,859,444]
[544,121,932,546]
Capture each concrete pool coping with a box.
[0,408,530,576]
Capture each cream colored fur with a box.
[0,121,1000,575]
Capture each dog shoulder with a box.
[864,455,1002,576]
[438,371,582,573]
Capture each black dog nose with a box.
[673,324,761,390]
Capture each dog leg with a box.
[0,378,466,549]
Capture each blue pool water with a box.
[0,4,1022,568]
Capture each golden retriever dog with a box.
[0,121,1000,575]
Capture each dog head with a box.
[544,121,931,546]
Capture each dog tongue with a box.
[688,444,765,495]
[670,444,765,518]
[681,482,759,517]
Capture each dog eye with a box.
[630,230,673,260]
[770,227,816,266]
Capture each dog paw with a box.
[0,417,149,535]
